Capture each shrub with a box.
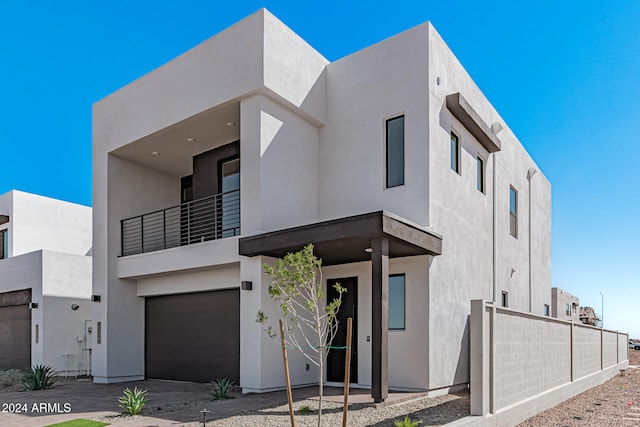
[394,416,423,427]
[118,387,148,415]
[298,404,313,415]
[0,369,24,388]
[210,377,234,400]
[23,364,57,390]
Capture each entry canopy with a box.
[239,211,442,265]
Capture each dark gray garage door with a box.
[0,289,32,370]
[145,289,240,383]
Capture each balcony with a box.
[121,190,240,257]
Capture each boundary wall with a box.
[458,299,628,427]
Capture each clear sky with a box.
[1,2,638,336]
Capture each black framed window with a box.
[477,157,485,193]
[386,115,405,188]
[0,229,6,259]
[501,291,508,308]
[389,274,405,330]
[510,186,518,238]
[544,304,550,316]
[450,131,460,173]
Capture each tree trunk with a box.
[318,354,323,427]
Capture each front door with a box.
[327,277,357,383]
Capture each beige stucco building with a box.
[92,9,551,401]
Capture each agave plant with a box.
[210,377,235,400]
[394,416,423,427]
[23,364,57,390]
[118,387,149,415]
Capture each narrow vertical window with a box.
[450,132,460,173]
[0,229,6,259]
[509,186,518,238]
[501,291,508,308]
[389,274,406,330]
[476,157,485,193]
[565,303,570,316]
[386,116,405,188]
[544,304,550,316]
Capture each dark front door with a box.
[327,277,357,383]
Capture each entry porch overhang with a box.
[238,210,442,264]
[239,211,442,402]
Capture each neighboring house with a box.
[579,306,598,326]
[551,287,580,322]
[0,190,93,375]
[92,9,551,402]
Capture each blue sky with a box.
[1,2,638,336]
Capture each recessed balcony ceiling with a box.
[111,102,240,177]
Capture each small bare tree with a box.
[256,244,345,427]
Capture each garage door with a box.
[0,289,31,370]
[145,289,240,383]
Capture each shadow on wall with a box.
[453,315,470,386]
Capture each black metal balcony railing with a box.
[121,190,240,257]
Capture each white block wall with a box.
[470,299,628,426]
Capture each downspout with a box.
[527,167,537,312]
[492,154,497,303]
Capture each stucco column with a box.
[371,237,389,402]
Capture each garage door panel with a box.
[0,304,31,370]
[145,289,240,383]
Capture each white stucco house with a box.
[551,287,580,322]
[92,9,551,402]
[0,190,93,375]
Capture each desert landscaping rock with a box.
[2,351,638,426]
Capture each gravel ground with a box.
[518,350,640,427]
[3,350,638,426]
[0,370,86,394]
[185,392,469,427]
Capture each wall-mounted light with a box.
[91,295,101,303]
[29,302,38,309]
[226,122,237,128]
[186,137,196,143]
[151,151,160,156]
[364,248,372,253]
[71,304,80,311]
[241,281,252,291]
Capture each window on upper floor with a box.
[389,274,406,330]
[450,131,460,174]
[386,115,405,188]
[510,186,518,238]
[501,291,508,308]
[477,157,485,193]
[544,304,550,316]
[0,229,6,259]
[565,303,570,316]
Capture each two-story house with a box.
[92,9,551,402]
[0,190,93,375]
[551,287,580,322]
